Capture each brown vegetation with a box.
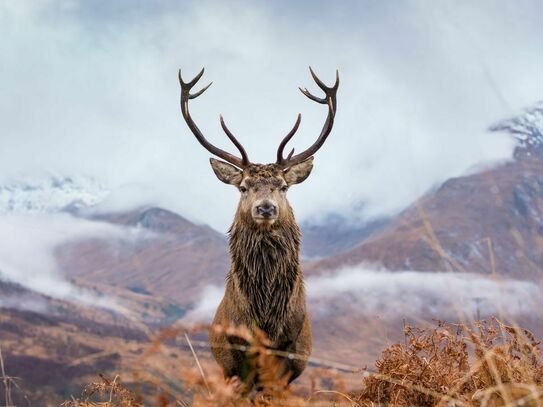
[356,318,543,406]
[54,318,543,407]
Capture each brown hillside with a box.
[56,207,229,307]
[308,155,543,277]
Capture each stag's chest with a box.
[233,260,299,336]
[229,228,302,335]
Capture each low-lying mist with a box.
[0,295,50,313]
[183,266,543,323]
[0,213,144,311]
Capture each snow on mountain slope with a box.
[0,175,109,215]
[490,101,543,158]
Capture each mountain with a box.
[0,175,230,312]
[308,103,543,278]
[490,101,543,159]
[59,205,391,309]
[56,207,229,309]
[300,214,389,260]
[57,205,391,310]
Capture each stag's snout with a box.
[257,202,277,217]
[253,200,278,223]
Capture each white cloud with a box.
[307,267,543,319]
[184,267,543,323]
[0,213,134,309]
[182,285,224,324]
[0,295,50,313]
[1,1,542,229]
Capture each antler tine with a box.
[276,114,302,166]
[179,68,213,99]
[277,67,339,168]
[220,115,250,166]
[298,67,339,105]
[299,87,326,104]
[189,81,213,99]
[179,68,249,168]
[310,66,339,92]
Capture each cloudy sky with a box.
[1,0,543,230]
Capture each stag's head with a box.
[178,67,338,227]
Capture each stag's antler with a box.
[179,68,250,168]
[276,67,339,168]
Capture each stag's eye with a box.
[239,186,247,193]
[281,185,288,192]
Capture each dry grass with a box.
[55,318,543,407]
[0,345,28,407]
[355,318,543,406]
[61,375,143,407]
[60,324,355,406]
[52,319,543,407]
[0,346,14,407]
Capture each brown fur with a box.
[209,163,312,387]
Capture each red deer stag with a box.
[178,67,338,387]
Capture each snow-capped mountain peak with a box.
[0,175,109,215]
[490,101,543,158]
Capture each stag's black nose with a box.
[256,202,277,218]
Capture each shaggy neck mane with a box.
[228,211,301,338]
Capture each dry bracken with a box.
[355,318,543,407]
[61,318,543,406]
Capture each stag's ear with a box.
[284,157,314,185]
[210,158,243,185]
